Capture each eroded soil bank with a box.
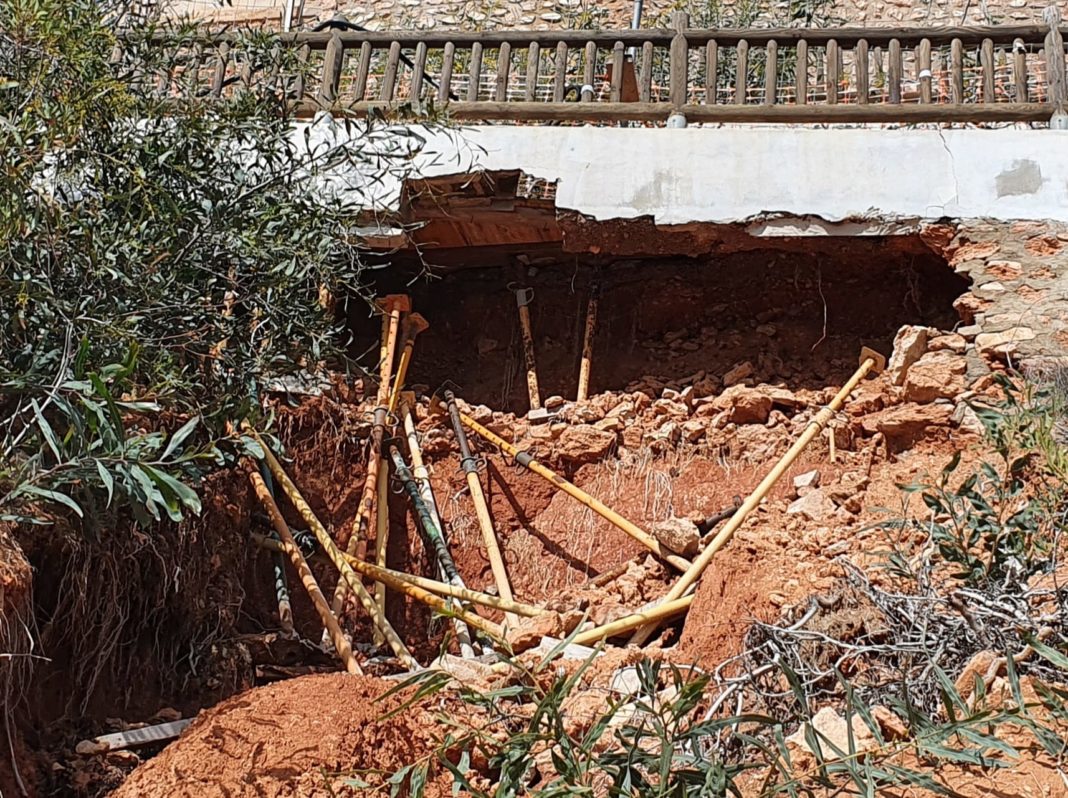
[4,232,1066,796]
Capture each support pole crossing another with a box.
[627,350,885,646]
[455,407,693,572]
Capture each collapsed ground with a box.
[3,238,1067,795]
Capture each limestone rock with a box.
[568,403,605,423]
[606,401,635,420]
[650,516,700,557]
[902,351,967,403]
[927,333,967,354]
[76,739,110,756]
[766,386,805,409]
[975,327,1035,356]
[713,385,773,425]
[431,653,500,689]
[952,402,985,435]
[652,398,690,418]
[593,417,623,433]
[505,611,577,652]
[681,419,706,443]
[786,489,836,522]
[887,325,930,385]
[555,425,616,464]
[786,707,878,758]
[793,469,821,496]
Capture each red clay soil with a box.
[112,673,451,798]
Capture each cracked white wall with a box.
[299,118,1068,225]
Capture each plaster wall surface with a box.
[304,122,1068,226]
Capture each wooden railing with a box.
[131,16,1068,124]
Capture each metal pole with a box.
[444,390,518,628]
[402,400,477,658]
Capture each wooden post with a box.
[764,39,777,104]
[640,41,654,102]
[380,40,402,101]
[553,42,568,102]
[354,41,372,101]
[582,40,597,102]
[1045,7,1067,120]
[468,41,484,101]
[888,38,902,103]
[856,39,869,104]
[1013,38,1028,102]
[576,277,600,402]
[319,30,344,104]
[951,38,964,104]
[826,39,839,104]
[511,281,541,412]
[669,11,689,110]
[438,42,455,103]
[918,38,932,103]
[610,41,625,102]
[735,39,749,104]
[525,42,541,102]
[796,39,808,104]
[372,452,389,647]
[410,41,428,105]
[705,40,718,104]
[981,38,996,103]
[495,42,512,102]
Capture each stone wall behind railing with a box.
[162,0,1061,30]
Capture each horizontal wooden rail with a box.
[294,99,1056,123]
[125,19,1068,126]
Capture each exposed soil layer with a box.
[112,673,448,798]
[11,237,1044,798]
[357,245,967,412]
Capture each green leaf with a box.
[18,485,83,517]
[95,460,115,507]
[162,415,200,460]
[32,399,64,463]
[143,465,202,516]
[1028,637,1068,671]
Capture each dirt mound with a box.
[114,673,445,798]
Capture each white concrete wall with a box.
[300,119,1068,225]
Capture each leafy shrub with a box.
[1,0,432,524]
